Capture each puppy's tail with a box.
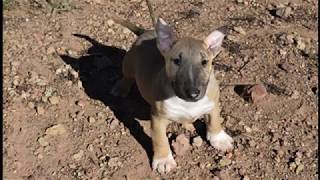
[110,16,145,36]
[145,0,156,26]
[109,0,156,36]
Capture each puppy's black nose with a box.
[186,87,200,99]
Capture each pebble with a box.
[76,100,85,108]
[249,84,268,103]
[47,46,56,54]
[233,26,246,35]
[122,27,131,34]
[107,19,114,26]
[295,164,304,174]
[172,134,190,156]
[36,105,45,115]
[108,157,121,167]
[45,124,67,136]
[70,70,79,79]
[275,6,292,18]
[87,144,94,152]
[244,125,252,133]
[278,49,287,56]
[38,136,49,147]
[88,116,96,124]
[73,150,84,161]
[77,80,83,89]
[286,34,295,44]
[290,90,300,99]
[192,136,203,147]
[109,119,119,130]
[218,157,232,167]
[295,38,306,50]
[44,87,54,97]
[28,102,35,109]
[37,154,44,159]
[49,96,60,105]
[242,175,250,180]
[213,176,220,180]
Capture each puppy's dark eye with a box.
[172,58,181,66]
[201,60,208,66]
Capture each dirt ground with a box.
[3,0,318,179]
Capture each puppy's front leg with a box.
[151,116,176,174]
[206,105,233,152]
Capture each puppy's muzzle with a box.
[185,87,200,100]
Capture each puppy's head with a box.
[155,18,225,102]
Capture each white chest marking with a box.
[163,96,214,121]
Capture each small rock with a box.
[249,84,268,103]
[218,157,232,167]
[242,175,250,180]
[172,134,190,156]
[42,96,48,103]
[122,27,131,34]
[69,164,77,169]
[192,136,203,147]
[275,6,292,18]
[236,0,244,4]
[226,35,237,41]
[244,125,252,133]
[45,124,67,136]
[36,106,45,115]
[92,0,103,4]
[233,26,246,35]
[213,176,220,180]
[76,100,85,108]
[296,151,303,159]
[295,164,304,174]
[87,144,94,151]
[44,87,54,97]
[286,34,295,44]
[109,119,119,130]
[289,162,297,170]
[107,19,114,26]
[37,154,44,159]
[290,90,300,99]
[13,79,19,86]
[248,140,256,147]
[47,46,56,54]
[49,96,60,105]
[28,102,35,109]
[278,49,287,56]
[108,157,121,167]
[295,38,306,50]
[73,150,84,161]
[88,116,96,124]
[77,80,83,89]
[217,169,230,180]
[38,136,49,147]
[70,70,79,79]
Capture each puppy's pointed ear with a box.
[155,18,175,54]
[204,30,225,57]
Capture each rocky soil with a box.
[3,0,318,179]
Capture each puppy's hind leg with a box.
[110,55,135,97]
[110,77,134,97]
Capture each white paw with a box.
[152,153,177,174]
[207,130,233,152]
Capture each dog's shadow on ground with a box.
[59,34,153,161]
